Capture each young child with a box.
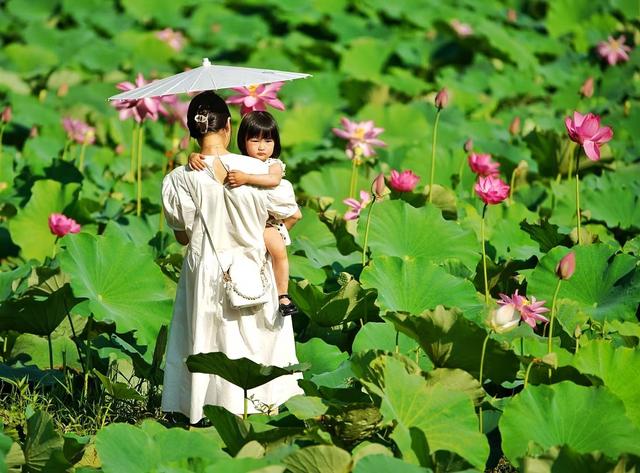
[189,111,302,317]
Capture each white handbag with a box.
[185,163,271,309]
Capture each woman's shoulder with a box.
[221,153,269,173]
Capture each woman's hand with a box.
[227,171,249,188]
[188,152,206,171]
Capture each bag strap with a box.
[183,160,231,282]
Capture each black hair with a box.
[237,111,281,159]
[186,91,231,140]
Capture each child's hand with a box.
[188,152,206,171]
[227,171,249,188]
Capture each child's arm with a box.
[227,163,283,188]
[188,152,207,171]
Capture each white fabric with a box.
[263,157,297,245]
[160,153,303,422]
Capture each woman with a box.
[160,91,302,422]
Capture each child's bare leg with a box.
[264,227,290,303]
[283,209,302,231]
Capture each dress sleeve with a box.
[267,158,286,176]
[161,170,196,233]
[266,179,298,220]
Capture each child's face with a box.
[245,136,274,161]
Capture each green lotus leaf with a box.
[298,165,370,211]
[581,169,640,230]
[57,232,174,350]
[424,368,484,407]
[96,420,227,473]
[358,355,488,468]
[284,395,329,420]
[22,410,69,473]
[186,351,308,391]
[283,445,352,473]
[358,201,480,272]
[289,255,327,285]
[3,44,59,77]
[296,338,348,379]
[500,382,640,465]
[385,308,520,383]
[353,454,432,473]
[573,340,640,430]
[355,102,429,149]
[361,256,481,316]
[340,37,393,82]
[0,263,32,302]
[526,244,640,323]
[9,179,80,262]
[289,208,359,269]
[0,428,24,472]
[520,445,622,473]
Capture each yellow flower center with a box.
[353,127,366,140]
[248,84,258,95]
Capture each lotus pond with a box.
[0,0,639,472]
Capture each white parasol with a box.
[108,58,311,101]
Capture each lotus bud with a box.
[371,173,386,199]
[579,77,594,98]
[508,116,521,136]
[434,88,449,110]
[507,9,517,23]
[488,303,520,334]
[555,251,576,280]
[463,137,473,153]
[29,126,39,138]
[57,83,69,97]
[1,106,11,123]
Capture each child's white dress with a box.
[264,158,298,245]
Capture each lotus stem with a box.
[47,333,54,371]
[348,149,362,198]
[78,136,89,172]
[61,139,72,162]
[478,332,490,433]
[567,149,574,183]
[243,389,248,420]
[0,124,5,160]
[136,123,144,217]
[480,204,489,305]
[130,125,138,180]
[524,359,536,389]
[428,109,442,204]
[509,167,517,203]
[362,199,376,267]
[574,148,582,244]
[547,278,562,379]
[395,330,399,354]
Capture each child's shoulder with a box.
[266,158,286,174]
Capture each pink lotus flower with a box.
[62,117,95,145]
[112,73,169,123]
[450,19,473,37]
[343,190,371,220]
[498,290,549,328]
[332,118,386,159]
[488,303,520,333]
[597,35,632,66]
[435,88,449,109]
[556,251,576,280]
[475,175,509,205]
[564,111,613,161]
[48,213,81,237]
[580,77,594,98]
[155,28,186,52]
[389,169,420,192]
[520,296,550,328]
[161,95,190,128]
[468,153,500,177]
[1,106,11,123]
[372,173,386,199]
[226,82,285,115]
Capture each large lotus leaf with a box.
[296,338,348,379]
[353,454,432,473]
[298,165,370,211]
[581,169,640,230]
[289,255,327,285]
[284,395,329,420]
[355,102,430,149]
[358,201,479,272]
[361,256,481,316]
[282,445,352,473]
[9,180,80,262]
[96,420,227,473]
[500,382,640,465]
[385,308,520,383]
[186,351,308,391]
[289,208,359,269]
[459,201,542,262]
[358,355,488,468]
[3,44,59,77]
[22,410,69,473]
[0,428,25,472]
[526,244,640,323]
[57,232,173,350]
[573,340,640,430]
[340,37,393,82]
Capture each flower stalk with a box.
[478,332,490,433]
[574,148,582,244]
[480,203,489,305]
[547,278,563,378]
[136,123,144,216]
[428,109,441,203]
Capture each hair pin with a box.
[194,113,208,123]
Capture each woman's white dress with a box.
[160,153,303,422]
